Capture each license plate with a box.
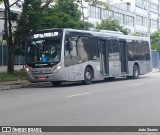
[39,76,46,80]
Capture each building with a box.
[0,0,159,37]
[82,0,160,36]
[0,1,22,40]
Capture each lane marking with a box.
[67,93,91,98]
[129,84,143,87]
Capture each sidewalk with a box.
[152,68,160,73]
[0,68,159,91]
[0,80,51,91]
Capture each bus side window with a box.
[65,36,78,56]
[89,37,99,59]
[143,41,150,60]
[77,37,89,61]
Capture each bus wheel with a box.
[82,67,93,85]
[51,81,61,87]
[132,65,139,79]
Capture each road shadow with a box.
[27,74,152,89]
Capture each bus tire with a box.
[51,81,61,87]
[132,65,139,79]
[82,67,93,85]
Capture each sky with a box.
[0,0,22,12]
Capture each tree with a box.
[150,30,160,51]
[96,18,130,35]
[42,0,93,30]
[2,0,53,73]
[84,0,109,10]
[43,0,81,29]
[2,0,108,73]
[131,33,142,36]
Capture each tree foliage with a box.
[96,18,130,35]
[150,30,160,51]
[15,0,44,41]
[42,0,93,30]
[2,0,53,73]
[43,0,81,29]
[84,0,109,10]
[2,0,107,73]
[131,33,142,36]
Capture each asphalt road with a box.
[0,72,160,134]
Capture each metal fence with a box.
[151,50,160,68]
[1,44,160,71]
[0,44,25,66]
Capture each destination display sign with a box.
[33,32,59,38]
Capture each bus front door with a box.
[98,39,109,75]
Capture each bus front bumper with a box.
[27,73,62,83]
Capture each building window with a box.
[89,5,101,19]
[144,0,147,7]
[136,0,143,5]
[101,9,113,20]
[150,3,158,11]
[150,19,157,29]
[114,3,131,11]
[144,17,147,27]
[101,9,106,19]
[114,12,124,24]
[0,11,4,18]
[136,15,143,26]
[126,15,134,26]
[126,3,131,11]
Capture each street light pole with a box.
[77,0,85,29]
[81,0,85,29]
[147,0,150,37]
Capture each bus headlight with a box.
[26,66,32,73]
[53,65,62,72]
[26,67,29,72]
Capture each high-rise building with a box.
[0,0,159,37]
[82,0,160,36]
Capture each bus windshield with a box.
[26,36,62,65]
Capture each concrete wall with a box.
[0,65,23,72]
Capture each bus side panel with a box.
[127,61,135,76]
[128,60,152,76]
[64,61,101,81]
[109,58,121,77]
[139,61,152,74]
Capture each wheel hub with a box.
[86,72,91,80]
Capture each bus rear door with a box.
[107,38,121,77]
[119,39,128,74]
[98,38,109,76]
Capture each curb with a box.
[0,82,51,91]
[0,85,23,91]
[0,84,31,91]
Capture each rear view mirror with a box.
[69,41,73,51]
[65,41,73,53]
[27,47,31,52]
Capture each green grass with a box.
[0,70,27,82]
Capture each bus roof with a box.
[36,28,150,42]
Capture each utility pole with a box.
[77,0,85,29]
[147,0,150,37]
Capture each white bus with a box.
[25,28,152,86]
